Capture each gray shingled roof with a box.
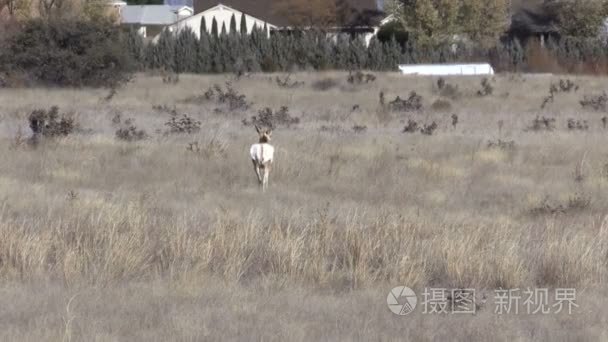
[121,5,191,25]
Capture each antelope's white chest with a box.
[250,143,274,164]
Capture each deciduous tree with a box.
[544,0,608,37]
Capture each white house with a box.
[164,3,275,39]
[121,5,194,38]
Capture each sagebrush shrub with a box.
[243,106,300,129]
[580,92,608,111]
[389,92,423,112]
[115,117,146,141]
[165,114,201,134]
[28,106,74,138]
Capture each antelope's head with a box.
[255,125,272,143]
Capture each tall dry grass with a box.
[1,72,608,340]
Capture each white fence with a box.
[398,63,495,76]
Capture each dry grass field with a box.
[2,72,608,341]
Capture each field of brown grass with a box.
[1,72,608,341]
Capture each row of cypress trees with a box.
[124,13,608,74]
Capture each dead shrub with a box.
[165,114,201,134]
[402,119,418,133]
[435,78,460,100]
[389,92,423,112]
[242,106,300,129]
[567,118,589,131]
[477,78,494,96]
[451,114,458,128]
[28,106,75,138]
[153,105,178,116]
[115,117,147,142]
[420,122,438,136]
[580,92,608,111]
[347,71,376,85]
[182,82,251,111]
[487,139,516,150]
[541,79,580,109]
[526,116,556,132]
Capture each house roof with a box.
[193,0,385,27]
[121,5,193,25]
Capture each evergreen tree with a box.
[366,37,384,70]
[349,37,368,69]
[383,36,402,70]
[197,29,212,73]
[200,16,207,38]
[230,14,237,34]
[221,22,227,36]
[240,13,247,35]
[155,29,177,71]
[125,27,145,70]
[211,37,224,73]
[334,35,351,69]
[211,17,218,38]
[175,28,198,73]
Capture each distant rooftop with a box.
[121,5,193,25]
[164,0,193,7]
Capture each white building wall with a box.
[398,63,495,76]
[169,4,274,38]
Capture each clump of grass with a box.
[186,138,228,159]
[161,69,179,84]
[311,78,339,91]
[352,124,367,133]
[431,98,452,112]
[529,194,591,216]
[276,74,304,88]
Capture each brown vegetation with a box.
[1,72,608,340]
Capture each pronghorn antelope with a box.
[250,125,274,191]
